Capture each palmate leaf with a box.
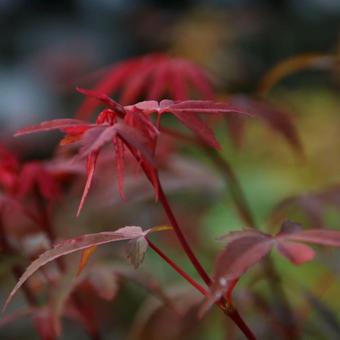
[204,221,340,313]
[15,111,158,216]
[15,92,255,215]
[75,53,214,119]
[2,226,149,312]
[127,98,254,150]
[202,233,274,314]
[130,97,301,154]
[73,53,303,154]
[75,122,157,214]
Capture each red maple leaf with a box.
[75,53,214,119]
[73,54,302,154]
[16,89,253,215]
[15,107,157,216]
[201,220,340,314]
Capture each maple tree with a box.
[0,52,339,340]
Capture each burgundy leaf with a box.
[213,234,273,282]
[217,229,268,243]
[15,119,93,136]
[283,229,340,247]
[162,100,252,115]
[170,111,221,149]
[276,240,315,265]
[204,232,273,313]
[115,123,155,165]
[79,126,118,157]
[2,226,148,312]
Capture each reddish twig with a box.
[147,238,256,339]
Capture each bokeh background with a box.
[0,0,340,339]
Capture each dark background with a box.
[0,0,339,134]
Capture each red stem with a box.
[147,238,256,339]
[146,238,209,297]
[156,176,212,287]
[127,145,256,338]
[227,307,256,340]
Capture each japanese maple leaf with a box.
[2,225,158,312]
[78,87,252,150]
[76,53,215,119]
[16,87,256,213]
[73,53,302,154]
[15,109,157,216]
[202,221,340,314]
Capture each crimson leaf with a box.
[3,226,149,312]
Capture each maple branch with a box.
[147,238,256,339]
[225,306,256,340]
[161,127,297,337]
[156,176,212,287]
[126,138,212,287]
[127,134,256,338]
[201,147,298,338]
[146,238,209,296]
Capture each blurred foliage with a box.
[0,0,340,339]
